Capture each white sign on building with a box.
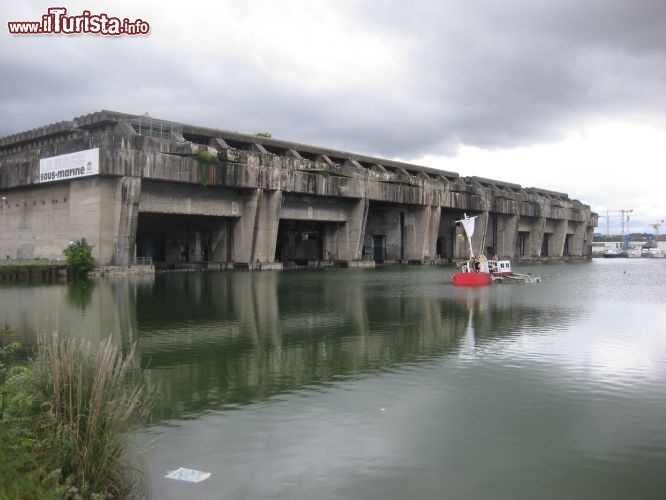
[39,148,99,183]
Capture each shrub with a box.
[32,335,151,498]
[2,334,152,499]
[64,239,96,276]
[193,150,220,165]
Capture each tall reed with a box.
[32,334,150,498]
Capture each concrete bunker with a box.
[0,111,597,267]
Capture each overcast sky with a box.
[2,0,665,234]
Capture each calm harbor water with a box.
[2,259,666,499]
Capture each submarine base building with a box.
[0,111,597,270]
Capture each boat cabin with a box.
[487,259,512,276]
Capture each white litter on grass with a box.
[165,467,211,483]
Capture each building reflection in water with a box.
[1,270,577,421]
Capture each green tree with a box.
[63,239,96,276]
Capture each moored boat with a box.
[603,248,626,258]
[452,214,540,286]
[452,214,492,286]
[644,247,665,258]
[453,256,493,286]
[626,248,642,258]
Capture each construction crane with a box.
[649,219,664,242]
[598,209,634,237]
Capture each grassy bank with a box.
[1,333,152,499]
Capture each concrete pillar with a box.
[113,176,142,265]
[530,217,546,258]
[347,198,368,260]
[210,219,232,262]
[250,190,282,263]
[194,230,202,261]
[567,221,587,257]
[403,206,426,261]
[400,204,442,262]
[233,190,260,264]
[323,224,339,260]
[322,198,368,261]
[496,214,518,259]
[423,206,441,261]
[550,219,568,257]
[584,224,595,257]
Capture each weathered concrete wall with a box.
[140,181,243,217]
[280,194,348,222]
[0,178,122,263]
[0,110,597,266]
[363,207,403,261]
[321,198,367,261]
[115,177,141,265]
[499,215,519,258]
[0,182,71,259]
[518,216,546,259]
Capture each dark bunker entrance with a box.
[275,220,326,264]
[136,213,236,267]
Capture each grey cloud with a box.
[2,0,666,161]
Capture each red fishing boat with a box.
[453,263,493,286]
[452,214,494,286]
[452,214,539,285]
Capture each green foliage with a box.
[193,151,219,187]
[1,334,152,499]
[193,150,220,165]
[3,365,34,420]
[0,326,46,498]
[0,417,53,500]
[1,323,21,419]
[64,239,96,276]
[256,132,272,138]
[30,335,151,498]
